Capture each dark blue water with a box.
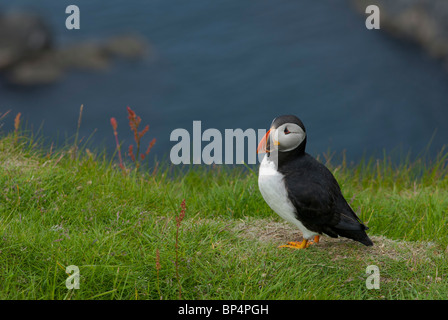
[1,0,448,164]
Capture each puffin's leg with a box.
[279,236,320,249]
[278,239,309,249]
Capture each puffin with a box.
[257,115,373,249]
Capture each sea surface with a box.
[1,0,448,164]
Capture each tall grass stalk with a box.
[175,199,186,300]
[72,105,83,160]
[13,112,21,145]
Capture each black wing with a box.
[282,156,373,246]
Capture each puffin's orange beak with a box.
[257,129,271,154]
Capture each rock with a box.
[0,11,150,86]
[0,11,52,70]
[57,43,110,70]
[350,0,448,61]
[103,34,149,59]
[5,51,63,85]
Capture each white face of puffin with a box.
[270,123,306,152]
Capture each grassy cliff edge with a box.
[1,131,448,300]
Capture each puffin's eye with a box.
[284,127,290,135]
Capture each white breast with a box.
[258,155,317,240]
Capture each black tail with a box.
[333,209,373,246]
[337,228,374,246]
[360,237,374,246]
[355,232,374,246]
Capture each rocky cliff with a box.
[0,11,149,86]
[351,0,448,63]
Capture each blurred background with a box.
[1,0,447,164]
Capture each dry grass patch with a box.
[0,139,39,172]
[233,217,440,263]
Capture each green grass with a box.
[1,129,448,300]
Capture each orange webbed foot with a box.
[278,236,320,249]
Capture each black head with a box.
[257,115,307,158]
[271,115,306,134]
